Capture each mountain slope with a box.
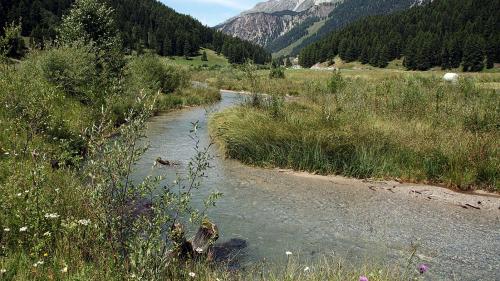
[217,3,337,46]
[0,0,270,64]
[299,0,500,71]
[289,0,426,56]
[217,0,422,56]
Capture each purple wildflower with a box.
[418,264,429,274]
[359,276,369,281]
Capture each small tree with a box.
[328,71,346,95]
[201,51,208,61]
[0,21,26,59]
[58,0,120,51]
[269,64,285,79]
[58,0,124,83]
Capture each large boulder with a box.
[443,73,459,83]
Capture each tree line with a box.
[299,0,500,71]
[0,0,270,64]
[289,0,420,57]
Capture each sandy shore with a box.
[275,168,500,211]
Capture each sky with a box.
[161,0,262,27]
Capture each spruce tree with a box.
[183,40,191,59]
[485,35,495,69]
[440,46,450,69]
[462,35,485,72]
[377,46,390,68]
[360,47,370,64]
[201,50,208,61]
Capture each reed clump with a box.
[211,74,499,191]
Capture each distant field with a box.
[205,62,499,191]
[165,48,229,67]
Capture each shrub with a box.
[269,66,286,79]
[35,44,99,103]
[327,71,346,95]
[126,55,189,95]
[0,22,26,59]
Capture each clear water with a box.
[132,92,500,280]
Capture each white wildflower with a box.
[45,213,60,219]
[195,247,203,253]
[3,228,10,232]
[188,272,196,278]
[61,266,68,273]
[43,231,51,237]
[19,226,28,232]
[285,251,292,256]
[304,266,310,272]
[55,188,60,192]
[78,219,90,226]
[0,269,6,274]
[16,193,22,197]
[4,152,9,155]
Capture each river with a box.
[132,92,500,280]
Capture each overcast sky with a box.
[161,0,261,26]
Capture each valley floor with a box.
[202,66,499,191]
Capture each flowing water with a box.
[132,92,500,280]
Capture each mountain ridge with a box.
[217,0,424,56]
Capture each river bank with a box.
[133,91,500,280]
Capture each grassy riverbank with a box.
[0,42,221,279]
[210,68,499,191]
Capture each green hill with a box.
[0,0,270,64]
[299,0,500,71]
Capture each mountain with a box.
[243,0,338,14]
[298,0,499,71]
[217,0,423,56]
[217,2,338,46]
[0,0,270,64]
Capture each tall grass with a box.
[211,74,499,191]
[0,43,222,280]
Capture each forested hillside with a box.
[299,0,500,71]
[0,0,270,64]
[281,0,420,56]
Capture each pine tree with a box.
[360,47,370,64]
[183,40,191,59]
[485,35,496,69]
[440,46,450,69]
[377,46,390,68]
[201,50,208,61]
[462,35,485,72]
[448,37,462,68]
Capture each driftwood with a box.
[170,220,219,260]
[169,221,248,266]
[465,203,481,210]
[156,157,171,166]
[156,157,181,166]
